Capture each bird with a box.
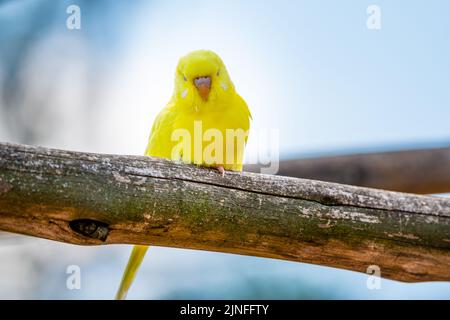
[115,49,252,300]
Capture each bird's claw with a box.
[215,165,225,177]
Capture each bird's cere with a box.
[194,76,211,88]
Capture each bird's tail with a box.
[115,245,149,300]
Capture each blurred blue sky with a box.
[0,0,449,299]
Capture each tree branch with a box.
[245,147,450,194]
[1,142,450,282]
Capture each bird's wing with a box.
[236,92,252,121]
[145,103,178,159]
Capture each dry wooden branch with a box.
[0,142,450,282]
[245,147,450,194]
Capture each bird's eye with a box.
[183,75,187,81]
[217,70,220,76]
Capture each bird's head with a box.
[174,50,234,108]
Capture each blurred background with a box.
[1,0,450,299]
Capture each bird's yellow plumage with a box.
[115,50,251,299]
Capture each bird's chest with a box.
[171,108,248,168]
[173,108,246,134]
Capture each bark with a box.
[0,142,450,282]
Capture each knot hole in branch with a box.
[69,219,109,241]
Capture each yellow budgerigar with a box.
[115,50,252,299]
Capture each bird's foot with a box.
[214,165,226,177]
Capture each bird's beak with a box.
[194,76,211,101]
